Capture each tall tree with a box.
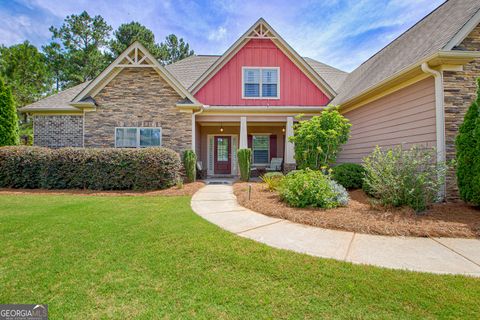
[0,41,52,107]
[456,78,480,206]
[0,77,19,146]
[110,22,166,59]
[43,42,66,91]
[159,34,194,65]
[49,11,112,86]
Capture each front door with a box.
[214,136,231,174]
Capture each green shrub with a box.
[0,77,19,146]
[261,172,284,191]
[290,106,350,170]
[279,169,349,208]
[182,150,197,183]
[456,78,480,206]
[363,145,446,212]
[0,146,51,188]
[237,148,251,182]
[332,163,365,189]
[0,147,181,190]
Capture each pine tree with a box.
[456,78,480,205]
[0,77,19,146]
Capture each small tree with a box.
[0,77,19,146]
[290,106,350,170]
[182,150,196,183]
[456,78,480,206]
[237,148,252,182]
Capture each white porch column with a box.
[239,116,248,149]
[285,116,295,164]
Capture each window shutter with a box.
[270,135,277,161]
[248,135,252,149]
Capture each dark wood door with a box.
[214,136,231,174]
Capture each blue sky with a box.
[1,0,444,72]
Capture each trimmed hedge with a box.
[332,163,365,189]
[0,147,181,190]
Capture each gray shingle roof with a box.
[331,0,480,105]
[165,55,220,89]
[166,55,348,92]
[21,81,91,112]
[303,57,348,92]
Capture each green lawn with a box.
[0,195,479,319]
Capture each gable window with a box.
[243,68,279,99]
[252,135,270,164]
[115,127,162,148]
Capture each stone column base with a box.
[283,163,296,174]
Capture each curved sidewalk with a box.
[191,184,480,277]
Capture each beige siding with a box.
[337,77,436,163]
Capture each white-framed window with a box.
[242,67,279,99]
[252,135,270,164]
[115,127,162,148]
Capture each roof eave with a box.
[337,50,480,110]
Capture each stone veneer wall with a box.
[443,23,480,200]
[33,115,83,147]
[84,68,191,154]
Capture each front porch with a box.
[194,115,296,177]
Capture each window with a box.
[216,137,229,161]
[243,68,279,98]
[252,135,269,164]
[115,127,162,148]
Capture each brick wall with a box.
[84,68,191,154]
[33,115,83,147]
[443,23,480,200]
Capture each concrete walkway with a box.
[191,184,480,277]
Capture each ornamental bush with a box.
[0,147,181,190]
[456,78,480,206]
[332,163,365,189]
[0,77,19,146]
[290,106,350,170]
[237,148,251,182]
[261,172,284,191]
[363,145,446,212]
[279,169,349,208]
[182,150,197,183]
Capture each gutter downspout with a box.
[421,62,446,198]
[191,105,205,153]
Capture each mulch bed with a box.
[0,181,206,197]
[233,182,480,238]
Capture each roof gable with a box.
[189,18,336,98]
[72,41,201,105]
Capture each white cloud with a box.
[208,26,227,41]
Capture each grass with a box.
[0,194,479,319]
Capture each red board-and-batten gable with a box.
[194,39,330,106]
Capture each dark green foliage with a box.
[0,147,50,188]
[290,106,351,170]
[159,34,194,65]
[0,147,181,190]
[110,22,166,60]
[332,163,365,189]
[279,169,349,208]
[456,78,480,206]
[49,11,112,86]
[0,78,19,146]
[0,41,52,107]
[182,150,197,183]
[237,148,252,182]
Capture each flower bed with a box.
[234,182,480,238]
